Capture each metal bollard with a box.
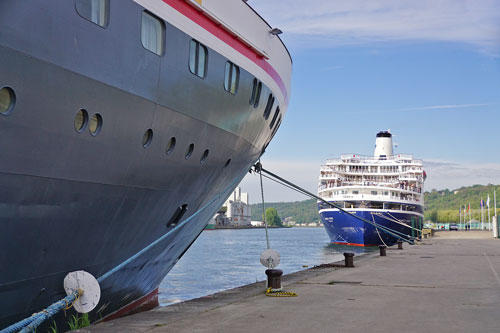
[397,240,403,250]
[379,245,387,256]
[265,269,283,291]
[343,252,355,267]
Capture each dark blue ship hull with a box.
[0,0,291,330]
[319,209,424,246]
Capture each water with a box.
[159,227,372,306]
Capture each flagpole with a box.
[459,206,462,229]
[488,195,491,231]
[469,202,471,228]
[481,198,484,230]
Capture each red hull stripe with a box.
[332,241,379,247]
[162,0,289,105]
[101,288,159,322]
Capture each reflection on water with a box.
[159,227,372,306]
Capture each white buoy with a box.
[260,249,280,269]
[64,271,101,313]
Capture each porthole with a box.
[0,87,16,116]
[200,149,209,164]
[224,158,231,168]
[74,109,89,132]
[142,129,153,148]
[166,137,176,155]
[89,113,103,136]
[185,143,194,159]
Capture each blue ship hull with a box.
[319,209,423,246]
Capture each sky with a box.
[239,0,500,204]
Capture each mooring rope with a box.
[254,164,414,244]
[372,213,388,247]
[265,288,297,297]
[257,160,270,250]
[98,174,243,283]
[374,212,421,232]
[1,289,82,333]
[3,174,244,333]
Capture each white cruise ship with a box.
[318,131,425,246]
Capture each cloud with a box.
[400,103,492,111]
[250,0,500,53]
[323,65,344,71]
[238,157,500,203]
[424,159,500,191]
[239,159,321,204]
[347,102,492,115]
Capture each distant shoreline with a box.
[205,225,322,230]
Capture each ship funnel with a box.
[374,131,393,158]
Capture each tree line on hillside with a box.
[249,184,500,224]
[250,199,319,224]
[424,184,500,222]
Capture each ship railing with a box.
[318,182,422,193]
[325,155,422,164]
[320,169,422,175]
[318,194,421,204]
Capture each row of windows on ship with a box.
[320,174,424,183]
[321,188,421,198]
[320,165,422,174]
[72,0,282,132]
[320,180,422,193]
[318,201,423,213]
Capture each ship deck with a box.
[84,230,499,332]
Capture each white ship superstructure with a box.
[319,153,424,211]
[317,131,425,246]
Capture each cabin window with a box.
[75,0,109,27]
[189,40,208,78]
[263,94,274,119]
[89,113,103,136]
[185,143,195,159]
[166,137,176,155]
[269,106,280,129]
[200,149,209,164]
[0,87,16,115]
[270,115,282,139]
[250,79,262,108]
[224,62,240,94]
[371,191,378,195]
[74,109,89,132]
[352,191,359,195]
[141,11,165,56]
[142,129,153,148]
[383,191,389,196]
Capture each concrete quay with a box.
[84,231,500,333]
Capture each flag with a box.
[480,199,484,208]
[487,195,490,207]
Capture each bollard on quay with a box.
[379,245,387,256]
[397,240,403,250]
[343,252,355,267]
[265,269,283,291]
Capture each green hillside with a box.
[250,184,500,224]
[424,184,500,222]
[250,199,319,224]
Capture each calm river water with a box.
[159,227,372,306]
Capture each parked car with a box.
[449,223,459,231]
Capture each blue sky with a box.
[240,0,500,203]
